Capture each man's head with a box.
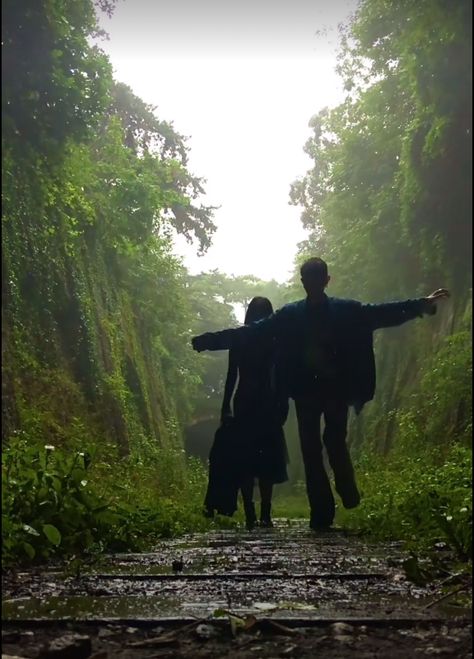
[300,257,330,298]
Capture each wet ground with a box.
[2,520,471,658]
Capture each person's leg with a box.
[259,479,273,527]
[241,476,257,529]
[322,399,360,509]
[294,394,335,528]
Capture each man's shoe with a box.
[309,515,333,531]
[260,518,274,528]
[310,523,333,532]
[340,487,361,509]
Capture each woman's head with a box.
[244,296,273,324]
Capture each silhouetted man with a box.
[192,257,449,530]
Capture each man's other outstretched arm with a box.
[361,288,450,330]
[191,311,281,353]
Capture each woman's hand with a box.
[192,333,212,352]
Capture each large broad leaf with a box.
[23,542,35,559]
[43,524,61,546]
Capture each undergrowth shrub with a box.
[337,442,472,559]
[2,437,236,567]
[337,324,472,562]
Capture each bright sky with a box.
[97,0,358,283]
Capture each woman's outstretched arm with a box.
[192,309,283,353]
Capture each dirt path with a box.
[2,520,471,658]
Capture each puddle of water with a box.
[2,595,181,621]
[0,595,356,622]
[85,555,239,577]
[3,591,466,623]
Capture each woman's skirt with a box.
[233,389,288,484]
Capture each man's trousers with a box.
[294,386,359,527]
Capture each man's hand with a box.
[191,333,213,352]
[423,288,450,315]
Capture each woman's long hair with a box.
[244,296,273,324]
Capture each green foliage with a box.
[290,0,472,451]
[2,0,471,570]
[337,442,472,560]
[397,329,472,447]
[2,438,236,567]
[336,324,472,562]
[1,0,222,567]
[2,0,216,453]
[3,440,109,563]
[291,0,471,298]
[288,0,472,566]
[2,0,112,155]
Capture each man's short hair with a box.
[300,257,328,280]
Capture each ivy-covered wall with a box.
[2,0,215,460]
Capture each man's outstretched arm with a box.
[191,311,281,353]
[362,288,450,330]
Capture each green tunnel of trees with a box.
[2,0,472,565]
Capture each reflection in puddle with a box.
[2,595,181,621]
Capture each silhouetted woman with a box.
[221,296,288,529]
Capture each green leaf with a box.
[212,608,227,618]
[23,542,35,559]
[52,477,62,493]
[43,524,62,546]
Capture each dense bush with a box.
[287,0,472,567]
[337,443,472,558]
[340,325,471,561]
[2,438,237,566]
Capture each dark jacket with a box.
[198,295,433,413]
